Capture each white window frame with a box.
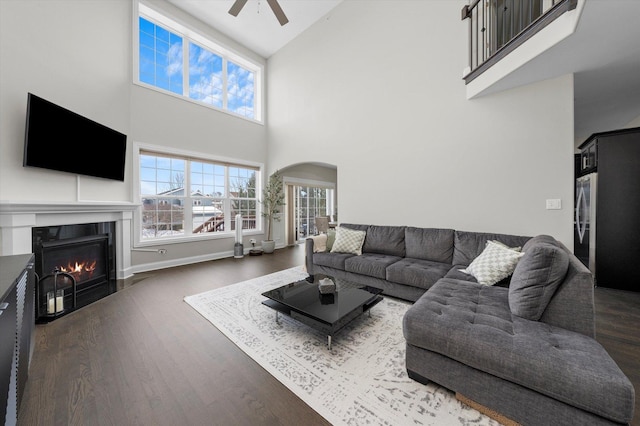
[133,142,264,248]
[134,1,263,123]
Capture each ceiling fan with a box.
[229,0,289,26]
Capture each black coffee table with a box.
[261,274,383,349]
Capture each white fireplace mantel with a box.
[0,201,138,279]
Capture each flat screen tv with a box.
[23,93,127,181]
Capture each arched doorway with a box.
[279,163,337,245]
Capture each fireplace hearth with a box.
[32,222,117,322]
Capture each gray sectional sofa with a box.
[305,224,635,425]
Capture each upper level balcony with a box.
[461,0,640,141]
[462,0,577,84]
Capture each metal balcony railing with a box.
[462,0,577,83]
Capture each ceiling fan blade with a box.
[266,0,289,26]
[228,0,248,17]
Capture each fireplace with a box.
[32,222,117,322]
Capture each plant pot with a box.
[262,240,276,254]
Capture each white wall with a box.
[267,0,575,247]
[0,0,268,268]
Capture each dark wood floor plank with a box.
[18,245,638,425]
[593,287,640,426]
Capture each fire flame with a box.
[59,260,97,281]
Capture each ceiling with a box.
[168,0,640,142]
[166,0,343,58]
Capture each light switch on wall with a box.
[545,199,562,210]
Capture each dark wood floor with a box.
[18,245,640,426]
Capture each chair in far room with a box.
[315,216,329,234]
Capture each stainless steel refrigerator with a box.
[574,173,596,274]
[575,127,640,291]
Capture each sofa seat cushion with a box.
[344,253,401,279]
[403,279,635,423]
[444,265,478,282]
[313,252,354,270]
[386,258,451,290]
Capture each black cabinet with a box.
[576,127,640,292]
[578,138,597,175]
[0,283,17,425]
[0,254,35,425]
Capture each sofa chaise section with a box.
[403,244,635,425]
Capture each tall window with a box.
[136,3,262,121]
[139,149,259,241]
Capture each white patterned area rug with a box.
[184,266,497,426]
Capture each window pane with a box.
[227,61,255,119]
[156,39,169,55]
[138,17,183,95]
[139,16,155,36]
[141,197,185,239]
[156,25,169,42]
[191,161,224,196]
[231,199,257,231]
[229,167,256,198]
[139,31,154,49]
[192,199,224,234]
[189,42,223,108]
[140,153,185,196]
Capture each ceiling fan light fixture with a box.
[228,0,289,26]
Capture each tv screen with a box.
[24,93,127,181]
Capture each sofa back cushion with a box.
[540,245,596,337]
[453,231,531,266]
[509,242,570,320]
[405,227,454,264]
[340,223,369,232]
[362,225,406,257]
[521,234,561,251]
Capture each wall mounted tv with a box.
[23,93,127,181]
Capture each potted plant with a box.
[260,170,285,254]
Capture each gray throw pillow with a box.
[509,243,569,320]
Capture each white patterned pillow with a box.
[330,227,366,255]
[490,240,522,252]
[461,240,525,285]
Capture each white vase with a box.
[262,240,276,254]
